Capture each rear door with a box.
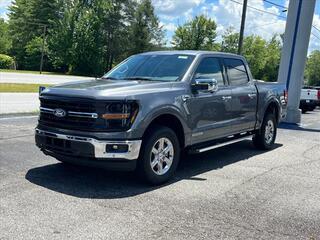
[223,58,257,132]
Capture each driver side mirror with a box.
[192,78,218,93]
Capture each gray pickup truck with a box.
[36,51,287,184]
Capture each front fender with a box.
[130,102,192,147]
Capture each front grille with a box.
[41,98,96,112]
[39,96,106,131]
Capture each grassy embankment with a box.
[0,83,52,93]
[0,69,65,75]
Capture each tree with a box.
[49,0,133,76]
[221,27,239,54]
[305,50,320,86]
[172,15,218,50]
[128,0,164,55]
[0,18,11,54]
[8,0,61,70]
[7,0,165,75]
[242,35,268,78]
[261,36,282,82]
[48,0,164,76]
[221,28,282,81]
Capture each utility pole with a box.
[40,25,47,74]
[238,0,248,55]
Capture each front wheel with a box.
[138,125,180,185]
[253,113,277,150]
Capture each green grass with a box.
[0,83,52,93]
[0,69,67,75]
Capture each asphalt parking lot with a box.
[1,110,320,240]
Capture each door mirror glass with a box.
[192,78,218,93]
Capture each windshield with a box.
[102,54,195,82]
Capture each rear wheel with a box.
[138,125,180,185]
[253,113,277,150]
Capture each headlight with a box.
[102,101,139,130]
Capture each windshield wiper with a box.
[124,76,155,81]
[101,76,119,80]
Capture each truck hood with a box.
[41,79,183,100]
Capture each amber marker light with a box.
[102,113,130,120]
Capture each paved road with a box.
[0,72,94,114]
[0,72,94,84]
[0,93,39,114]
[1,110,320,239]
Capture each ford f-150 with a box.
[36,51,287,184]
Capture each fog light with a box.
[106,144,128,153]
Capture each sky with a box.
[1,0,319,52]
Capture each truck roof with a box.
[139,50,243,58]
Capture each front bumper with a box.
[35,128,142,160]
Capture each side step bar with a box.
[189,132,253,154]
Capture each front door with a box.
[187,57,234,144]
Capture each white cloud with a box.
[0,0,11,8]
[152,0,203,19]
[0,0,11,20]
[160,21,177,32]
[209,0,286,40]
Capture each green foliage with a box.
[128,0,164,55]
[24,36,48,70]
[305,50,320,86]
[221,28,282,82]
[172,15,218,50]
[242,35,268,78]
[221,27,239,54]
[0,54,15,69]
[261,36,282,82]
[8,0,61,70]
[48,0,163,76]
[0,18,12,54]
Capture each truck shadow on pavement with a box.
[279,123,320,133]
[25,140,282,199]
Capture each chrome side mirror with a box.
[192,78,218,93]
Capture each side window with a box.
[224,58,249,85]
[194,58,224,86]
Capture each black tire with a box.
[253,113,277,150]
[301,108,307,114]
[138,125,180,185]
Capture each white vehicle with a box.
[300,87,319,113]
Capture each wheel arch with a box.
[263,99,281,124]
[142,110,188,149]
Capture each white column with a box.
[277,0,316,124]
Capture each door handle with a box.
[248,93,257,99]
[222,96,232,101]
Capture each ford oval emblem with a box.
[53,108,66,118]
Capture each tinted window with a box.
[103,54,195,82]
[194,58,224,86]
[224,58,249,85]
